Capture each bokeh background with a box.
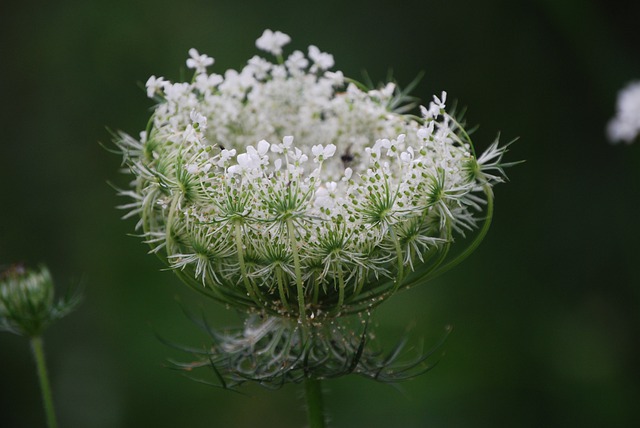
[1,0,639,427]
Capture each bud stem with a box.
[30,336,58,428]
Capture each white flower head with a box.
[256,29,291,57]
[115,31,512,322]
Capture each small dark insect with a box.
[341,145,354,167]
[341,153,354,163]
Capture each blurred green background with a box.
[1,0,639,426]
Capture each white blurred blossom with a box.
[608,81,640,144]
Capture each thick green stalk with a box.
[304,377,326,428]
[30,336,58,428]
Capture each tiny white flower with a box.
[229,151,260,175]
[145,75,167,98]
[195,73,223,93]
[308,45,334,71]
[323,70,344,86]
[257,139,270,156]
[186,48,214,73]
[324,144,336,158]
[290,147,308,163]
[237,152,254,168]
[183,124,199,143]
[365,145,381,161]
[400,149,413,164]
[247,55,273,79]
[220,149,236,161]
[343,167,353,181]
[190,109,207,128]
[313,186,332,210]
[217,149,236,167]
[285,50,309,71]
[255,29,291,56]
[164,82,190,101]
[427,91,448,118]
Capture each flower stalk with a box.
[31,336,58,428]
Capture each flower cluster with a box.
[115,30,509,322]
[608,81,640,144]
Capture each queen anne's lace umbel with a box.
[115,30,508,321]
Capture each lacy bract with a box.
[116,31,507,321]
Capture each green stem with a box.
[30,336,58,428]
[327,262,347,318]
[286,218,306,321]
[351,266,365,299]
[311,272,320,305]
[388,224,404,292]
[234,221,262,306]
[426,184,494,279]
[336,262,345,310]
[304,377,326,428]
[276,266,291,313]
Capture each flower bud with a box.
[0,264,78,337]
